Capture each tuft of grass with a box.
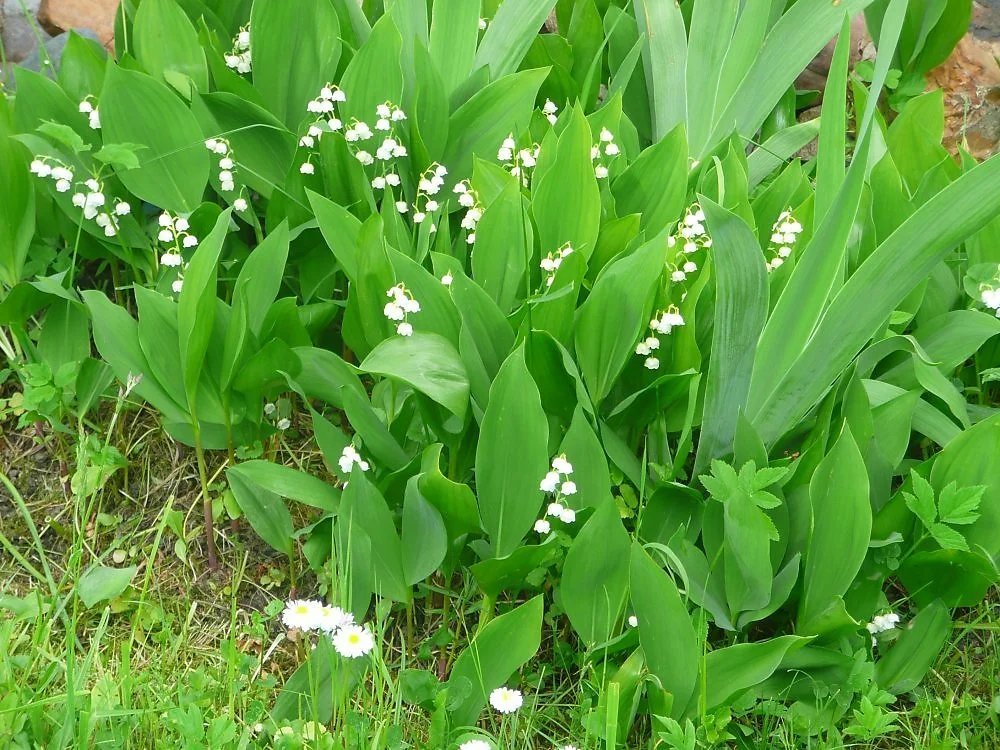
[1,400,999,749]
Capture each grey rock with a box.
[2,0,47,63]
[20,26,98,72]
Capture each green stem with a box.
[476,594,495,636]
[192,421,219,571]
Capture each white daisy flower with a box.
[282,599,323,631]
[489,686,523,714]
[333,623,375,658]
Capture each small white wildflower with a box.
[478,18,488,31]
[263,402,276,416]
[644,357,660,370]
[114,201,131,216]
[157,229,174,243]
[396,201,409,213]
[441,273,453,286]
[552,456,573,475]
[333,624,375,658]
[546,502,564,517]
[355,150,374,166]
[628,615,638,628]
[338,444,370,474]
[560,481,577,496]
[413,212,426,223]
[540,471,560,493]
[866,612,901,635]
[397,321,413,336]
[558,507,576,523]
[276,418,291,430]
[160,252,183,267]
[300,162,315,175]
[282,599,322,631]
[182,235,198,248]
[233,198,249,212]
[425,200,439,212]
[489,687,523,714]
[385,173,401,187]
[533,519,551,535]
[595,165,609,179]
[55,179,71,192]
[982,288,1000,310]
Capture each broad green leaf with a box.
[447,596,544,726]
[250,0,342,128]
[799,426,872,629]
[814,16,851,225]
[360,332,470,421]
[685,0,738,154]
[899,548,997,607]
[228,460,339,512]
[100,66,209,212]
[929,412,1000,559]
[308,188,363,278]
[339,14,403,124]
[632,0,687,141]
[471,179,531,313]
[702,636,809,713]
[177,210,231,409]
[134,0,208,92]
[193,93,297,199]
[629,543,699,719]
[342,470,410,603]
[77,564,138,608]
[474,0,556,79]
[226,468,295,555]
[476,346,549,557]
[611,124,687,236]
[575,236,668,404]
[0,135,34,286]
[471,541,557,599]
[875,600,951,694]
[694,200,768,474]
[746,120,820,189]
[442,68,548,180]
[81,290,188,423]
[561,502,630,647]
[429,0,481,95]
[532,106,600,258]
[291,346,366,410]
[418,444,482,542]
[401,478,448,585]
[559,407,612,510]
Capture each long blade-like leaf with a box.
[694,200,769,474]
[753,152,1000,444]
